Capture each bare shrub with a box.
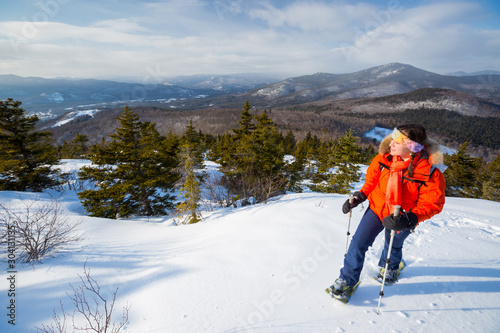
[201,171,234,209]
[60,169,95,194]
[220,165,289,206]
[252,171,288,204]
[37,301,68,333]
[0,195,81,263]
[37,262,130,333]
[69,263,130,333]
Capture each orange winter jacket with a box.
[360,136,446,224]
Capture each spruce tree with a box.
[281,130,297,155]
[312,140,332,182]
[329,129,362,193]
[180,120,204,168]
[482,154,500,202]
[233,100,255,139]
[296,132,322,163]
[294,133,314,177]
[361,144,377,164]
[176,143,202,224]
[207,132,234,165]
[311,129,362,194]
[248,111,285,174]
[444,142,483,198]
[78,106,179,218]
[60,133,89,159]
[0,98,60,191]
[222,108,288,203]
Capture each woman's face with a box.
[390,139,412,159]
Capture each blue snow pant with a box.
[339,207,411,287]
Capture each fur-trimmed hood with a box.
[379,135,444,166]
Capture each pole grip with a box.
[393,205,401,217]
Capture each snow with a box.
[364,126,392,141]
[2,160,500,332]
[52,109,101,127]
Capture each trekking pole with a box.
[344,194,354,257]
[376,205,401,315]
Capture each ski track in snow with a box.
[1,161,500,333]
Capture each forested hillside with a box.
[348,108,500,149]
[2,99,499,211]
[43,88,500,162]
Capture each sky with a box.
[0,0,499,82]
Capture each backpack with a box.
[378,162,437,190]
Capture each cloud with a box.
[91,18,151,33]
[1,20,153,48]
[0,1,499,79]
[330,2,500,73]
[249,1,376,33]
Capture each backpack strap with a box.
[378,162,390,171]
[379,162,437,189]
[404,164,437,189]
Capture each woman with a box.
[329,124,445,300]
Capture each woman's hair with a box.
[397,124,427,145]
[397,124,427,177]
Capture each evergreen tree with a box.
[444,142,483,198]
[312,140,332,179]
[361,144,377,164]
[281,130,297,155]
[481,154,500,202]
[294,132,322,179]
[78,106,179,219]
[176,143,202,224]
[0,98,60,191]
[237,112,284,173]
[60,133,89,159]
[311,129,362,194]
[219,104,288,204]
[329,130,362,193]
[180,120,204,169]
[233,100,255,139]
[207,132,234,164]
[296,132,322,161]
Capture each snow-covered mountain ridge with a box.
[3,63,500,120]
[1,160,499,333]
[0,75,233,119]
[250,63,500,107]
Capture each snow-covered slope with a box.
[51,109,101,127]
[1,161,499,332]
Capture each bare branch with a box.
[36,301,68,333]
[64,262,130,333]
[0,195,81,264]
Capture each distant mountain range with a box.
[28,63,499,161]
[446,70,500,76]
[244,63,500,107]
[0,73,278,119]
[1,63,500,121]
[163,73,280,91]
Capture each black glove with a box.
[342,191,367,214]
[382,211,419,231]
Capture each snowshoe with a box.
[326,279,361,304]
[375,259,406,285]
